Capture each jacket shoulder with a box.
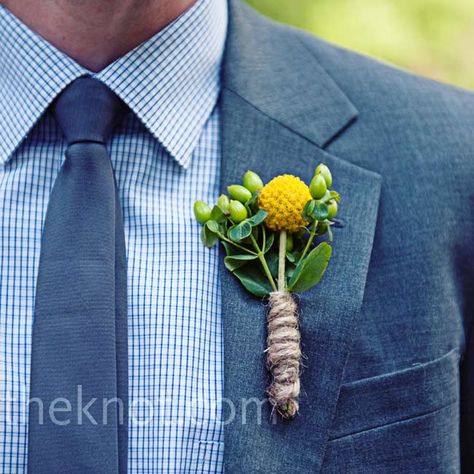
[294,28,474,122]
[231,1,474,166]
[267,14,474,154]
[244,4,474,143]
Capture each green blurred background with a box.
[245,0,474,90]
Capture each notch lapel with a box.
[220,2,382,473]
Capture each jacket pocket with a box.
[329,348,460,440]
[322,349,460,473]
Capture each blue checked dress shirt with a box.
[0,0,227,472]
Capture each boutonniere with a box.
[193,164,340,419]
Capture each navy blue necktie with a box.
[28,77,128,474]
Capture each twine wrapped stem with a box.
[266,291,301,418]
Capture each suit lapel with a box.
[220,2,382,472]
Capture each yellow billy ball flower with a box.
[258,174,312,233]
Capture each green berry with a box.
[217,194,230,213]
[327,200,338,219]
[315,163,333,188]
[193,200,212,224]
[227,184,252,203]
[309,174,327,199]
[242,170,264,194]
[229,200,248,223]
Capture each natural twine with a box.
[266,291,301,419]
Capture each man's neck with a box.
[1,0,197,72]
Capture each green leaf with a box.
[221,240,234,255]
[302,200,316,220]
[224,254,258,272]
[266,252,279,279]
[210,205,226,223]
[246,191,260,213]
[205,220,219,233]
[287,242,332,292]
[233,265,273,298]
[221,239,255,257]
[200,224,218,248]
[310,201,329,221]
[247,209,268,227]
[286,249,302,264]
[264,232,275,253]
[252,225,259,241]
[285,261,297,280]
[228,221,253,242]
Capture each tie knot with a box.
[52,77,125,145]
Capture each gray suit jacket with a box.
[220,1,474,472]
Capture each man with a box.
[0,0,472,472]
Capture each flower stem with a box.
[218,233,257,255]
[250,233,278,292]
[278,230,287,292]
[298,221,318,266]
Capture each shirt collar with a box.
[0,0,227,169]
